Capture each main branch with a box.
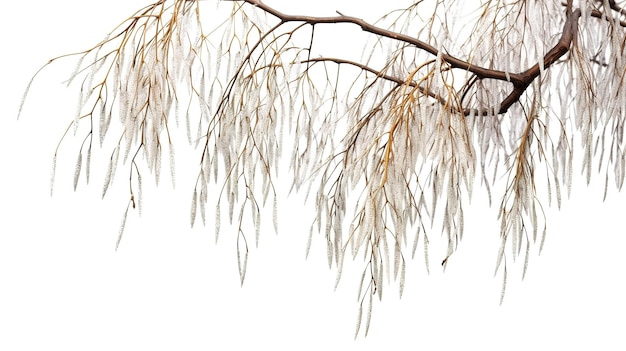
[235,0,581,116]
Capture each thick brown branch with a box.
[237,0,581,116]
[607,0,626,16]
[498,9,581,114]
[590,8,626,27]
[238,0,524,85]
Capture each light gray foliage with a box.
[19,0,626,336]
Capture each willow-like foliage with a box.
[19,0,626,336]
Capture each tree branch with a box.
[237,0,582,116]
[499,8,581,114]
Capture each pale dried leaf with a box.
[191,189,197,227]
[399,260,406,298]
[522,240,530,280]
[136,172,143,216]
[272,195,278,235]
[354,299,363,339]
[364,290,373,336]
[73,152,82,191]
[50,154,57,197]
[115,206,129,251]
[85,143,91,185]
[237,234,248,286]
[305,224,314,259]
[499,267,508,305]
[169,145,176,188]
[215,203,221,243]
[102,148,119,199]
[393,241,401,279]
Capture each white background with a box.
[1,1,625,350]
